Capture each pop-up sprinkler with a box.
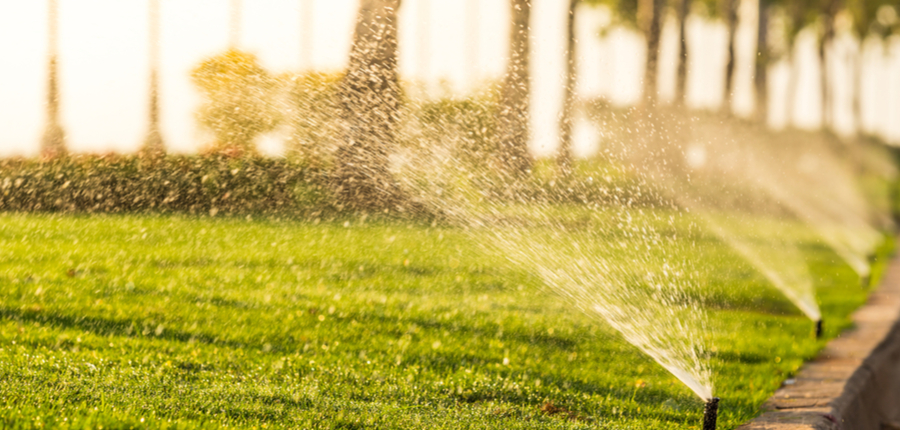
[703,397,719,430]
[815,319,823,339]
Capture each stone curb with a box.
[737,253,900,430]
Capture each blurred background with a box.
[0,0,898,158]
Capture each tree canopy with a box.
[191,49,281,156]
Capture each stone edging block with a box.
[738,252,900,430]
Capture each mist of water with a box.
[601,113,822,322]
[718,126,886,278]
[702,216,820,320]
[765,148,884,277]
[492,209,715,401]
[392,105,716,400]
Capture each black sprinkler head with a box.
[702,397,719,430]
[815,319,823,339]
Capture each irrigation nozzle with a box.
[815,319,823,339]
[702,397,719,430]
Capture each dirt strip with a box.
[738,253,900,430]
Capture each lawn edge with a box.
[738,243,900,430]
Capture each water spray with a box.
[702,397,719,430]
[860,253,877,289]
[815,319,823,339]
[859,251,878,290]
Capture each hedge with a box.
[0,155,327,216]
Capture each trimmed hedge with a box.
[0,155,327,216]
[0,153,665,219]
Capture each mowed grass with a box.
[0,213,888,429]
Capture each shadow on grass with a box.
[0,301,579,355]
[0,305,251,351]
[712,350,769,365]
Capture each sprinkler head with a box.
[815,319,823,339]
[702,397,719,430]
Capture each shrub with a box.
[410,95,499,169]
[0,155,328,216]
[191,50,282,156]
[283,71,344,168]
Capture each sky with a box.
[0,0,898,158]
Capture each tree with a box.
[190,50,281,156]
[643,0,664,106]
[142,0,165,156]
[558,0,580,176]
[41,0,66,159]
[818,0,841,129]
[754,0,770,124]
[496,0,533,180]
[722,0,739,114]
[675,0,691,105]
[847,0,898,37]
[845,0,897,135]
[332,0,404,210]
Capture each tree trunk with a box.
[819,0,840,130]
[333,0,404,211]
[723,0,739,114]
[41,0,66,159]
[675,0,690,105]
[754,0,768,124]
[643,0,664,106]
[142,0,165,156]
[496,0,532,179]
[142,69,164,156]
[558,0,578,177]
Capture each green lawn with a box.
[0,213,888,429]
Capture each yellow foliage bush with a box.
[191,49,281,156]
